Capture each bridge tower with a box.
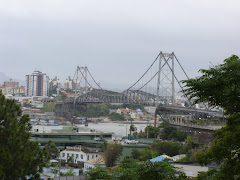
[73,66,88,95]
[155,52,175,106]
[154,52,176,127]
[72,66,88,125]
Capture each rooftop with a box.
[85,156,105,165]
[150,155,175,162]
[64,145,99,154]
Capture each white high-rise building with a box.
[25,71,49,97]
[51,76,62,88]
[64,76,74,90]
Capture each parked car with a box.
[125,139,139,144]
[94,137,104,141]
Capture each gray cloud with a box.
[0,0,239,90]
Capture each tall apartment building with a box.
[51,76,61,88]
[25,71,49,97]
[64,76,74,90]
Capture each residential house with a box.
[0,85,5,94]
[150,154,208,177]
[0,85,25,96]
[130,110,143,120]
[4,86,13,95]
[14,86,25,96]
[5,94,13,99]
[150,155,175,162]
[117,108,131,115]
[60,145,100,164]
[31,109,41,113]
[84,156,106,172]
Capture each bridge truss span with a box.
[55,51,223,126]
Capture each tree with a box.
[138,148,158,161]
[109,113,125,121]
[182,55,240,115]
[196,169,221,180]
[161,126,177,140]
[49,84,58,97]
[159,122,186,141]
[0,91,48,179]
[145,126,158,138]
[85,161,187,180]
[129,124,136,135]
[151,141,182,156]
[180,136,199,154]
[182,55,240,179]
[84,166,112,180]
[131,161,187,180]
[131,149,141,159]
[99,140,108,152]
[173,131,186,141]
[45,140,59,159]
[60,169,75,176]
[59,92,67,101]
[104,143,123,167]
[120,156,139,169]
[41,103,56,113]
[67,156,73,164]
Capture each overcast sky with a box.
[0,0,239,89]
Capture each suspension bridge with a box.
[55,52,223,127]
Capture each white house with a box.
[116,108,130,115]
[130,110,143,120]
[60,145,100,164]
[84,156,106,172]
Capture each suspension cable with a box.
[86,67,103,90]
[174,53,210,109]
[173,53,189,80]
[161,55,192,106]
[77,67,94,89]
[122,52,161,93]
[136,56,171,91]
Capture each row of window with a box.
[61,153,98,160]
